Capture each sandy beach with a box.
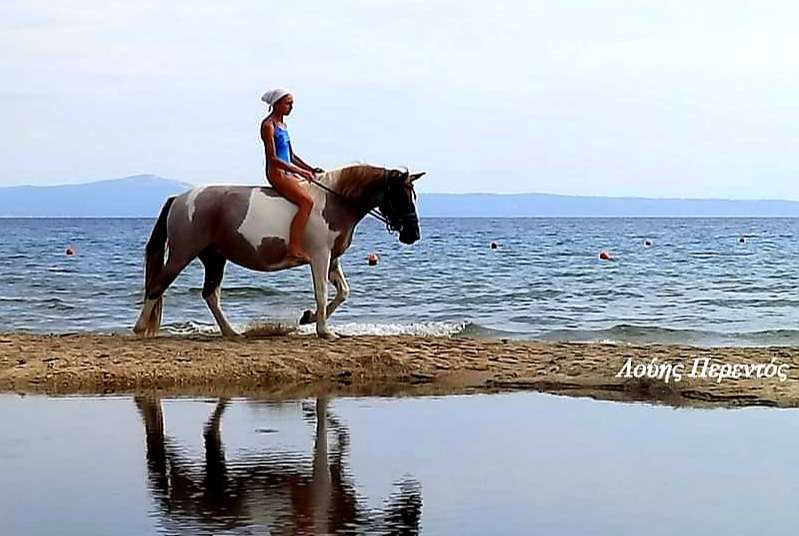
[1,332,797,407]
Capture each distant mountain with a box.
[0,175,192,217]
[2,176,799,217]
[417,193,799,217]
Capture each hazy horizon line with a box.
[3,174,799,203]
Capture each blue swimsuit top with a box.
[273,125,292,163]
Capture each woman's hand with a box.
[298,169,315,182]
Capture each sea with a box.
[2,217,799,347]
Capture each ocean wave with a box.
[46,267,79,274]
[0,295,76,310]
[456,322,527,339]
[11,314,799,347]
[161,321,219,335]
[161,320,471,338]
[295,321,469,337]
[687,250,757,258]
[682,297,799,308]
[149,319,799,346]
[538,324,799,347]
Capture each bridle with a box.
[308,169,418,234]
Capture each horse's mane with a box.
[321,164,385,200]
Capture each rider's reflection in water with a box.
[134,397,422,535]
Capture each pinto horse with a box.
[133,164,424,339]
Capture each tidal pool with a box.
[1,392,798,535]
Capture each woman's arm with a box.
[291,152,322,173]
[262,121,310,176]
[291,153,313,172]
[289,140,323,172]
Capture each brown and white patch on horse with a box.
[237,189,297,246]
[331,226,354,259]
[256,186,284,199]
[168,187,221,248]
[321,186,356,228]
[185,186,208,222]
[254,236,290,266]
[323,192,357,258]
[203,187,298,271]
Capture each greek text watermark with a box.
[616,357,789,383]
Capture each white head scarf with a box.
[261,88,292,109]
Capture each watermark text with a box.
[616,357,789,383]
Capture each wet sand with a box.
[2,332,798,408]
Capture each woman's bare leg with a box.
[267,171,314,261]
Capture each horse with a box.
[132,164,424,339]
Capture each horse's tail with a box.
[145,196,175,297]
[134,197,175,336]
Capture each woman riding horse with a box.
[260,88,322,263]
[132,164,424,339]
[132,86,425,340]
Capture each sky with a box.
[1,1,798,198]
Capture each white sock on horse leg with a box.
[205,288,237,336]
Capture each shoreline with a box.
[2,332,799,408]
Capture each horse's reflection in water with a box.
[134,397,421,535]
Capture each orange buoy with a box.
[490,241,498,249]
[65,245,76,256]
[367,252,379,266]
[598,250,612,261]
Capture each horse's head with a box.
[333,164,425,244]
[375,168,424,244]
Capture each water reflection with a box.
[134,397,422,535]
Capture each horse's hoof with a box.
[221,330,241,339]
[299,310,314,325]
[318,330,339,341]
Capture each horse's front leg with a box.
[325,259,350,319]
[310,252,337,340]
[300,258,349,326]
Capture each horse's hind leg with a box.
[134,254,193,337]
[199,248,238,338]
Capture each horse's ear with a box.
[408,172,426,182]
